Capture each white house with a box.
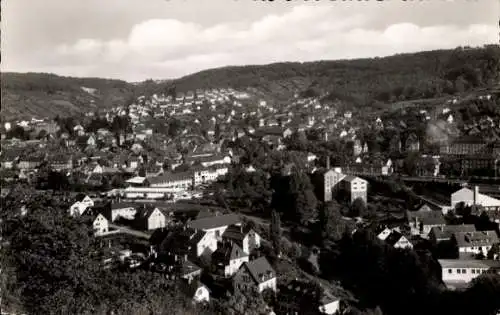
[191,231,218,257]
[192,165,229,187]
[454,231,499,256]
[222,225,262,254]
[235,257,277,293]
[384,231,413,249]
[136,207,167,231]
[69,202,90,217]
[93,214,109,236]
[377,227,393,241]
[439,259,500,289]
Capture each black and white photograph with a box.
[1,0,500,314]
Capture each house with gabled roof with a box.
[135,206,168,231]
[429,224,477,243]
[384,231,414,249]
[233,256,277,293]
[222,225,262,254]
[453,231,499,256]
[188,213,241,240]
[92,213,109,236]
[406,208,446,237]
[212,242,249,277]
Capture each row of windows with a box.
[448,268,494,274]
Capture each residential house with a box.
[69,194,94,217]
[233,257,277,293]
[211,242,249,277]
[222,225,262,254]
[93,213,109,236]
[106,202,138,221]
[188,213,242,240]
[377,227,393,241]
[384,230,414,249]
[190,230,219,257]
[135,206,168,230]
[439,259,500,290]
[312,168,346,202]
[192,165,229,187]
[406,208,446,237]
[339,175,368,204]
[179,259,203,281]
[429,224,477,243]
[453,231,499,256]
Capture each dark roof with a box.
[454,231,499,248]
[111,202,139,210]
[136,206,164,220]
[180,260,201,277]
[430,224,477,240]
[188,213,241,231]
[222,225,257,247]
[384,231,406,246]
[406,210,446,226]
[243,257,275,284]
[212,242,247,265]
[148,172,192,185]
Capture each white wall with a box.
[225,256,249,277]
[319,300,340,315]
[442,267,492,283]
[258,277,277,293]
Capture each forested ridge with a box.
[2,45,499,121]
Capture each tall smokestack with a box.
[473,186,479,206]
[326,156,330,170]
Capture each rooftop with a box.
[188,213,241,231]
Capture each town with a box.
[2,78,500,315]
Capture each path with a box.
[108,223,152,239]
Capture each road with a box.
[108,223,152,239]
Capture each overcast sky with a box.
[2,0,498,82]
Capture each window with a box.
[462,269,466,274]
[448,269,452,274]
[457,269,461,274]
[472,269,475,274]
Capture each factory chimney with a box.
[473,186,479,206]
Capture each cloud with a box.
[6,4,498,81]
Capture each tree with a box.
[270,210,282,257]
[1,195,196,315]
[289,172,318,224]
[349,198,367,218]
[464,274,500,315]
[319,201,344,241]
